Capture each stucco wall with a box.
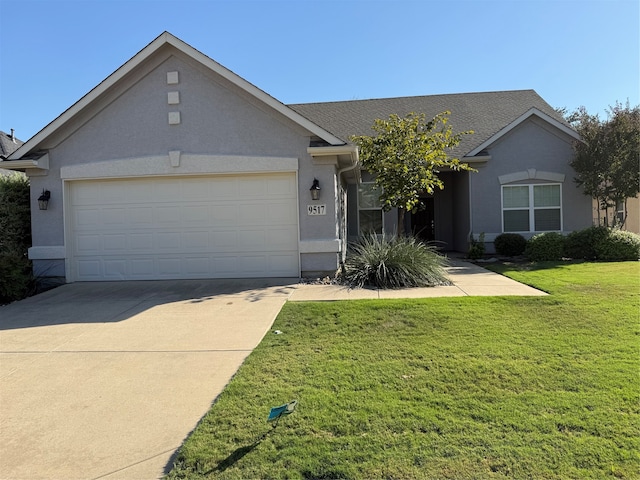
[470,116,591,245]
[29,51,345,279]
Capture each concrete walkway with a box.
[289,257,546,300]
[0,260,544,479]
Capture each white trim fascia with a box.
[308,145,360,172]
[466,108,581,157]
[0,153,49,171]
[60,153,299,180]
[462,155,491,163]
[307,145,358,157]
[9,32,344,160]
[299,239,342,254]
[28,245,65,260]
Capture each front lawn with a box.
[167,261,639,479]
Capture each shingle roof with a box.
[0,130,23,158]
[289,90,569,157]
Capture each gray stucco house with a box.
[2,32,591,283]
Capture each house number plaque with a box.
[307,204,326,216]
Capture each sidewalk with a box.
[288,258,546,301]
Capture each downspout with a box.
[336,149,360,182]
[336,148,360,264]
[467,163,474,250]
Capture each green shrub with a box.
[340,234,450,289]
[0,174,33,304]
[564,226,610,260]
[467,232,485,260]
[525,232,566,261]
[494,233,527,256]
[595,229,640,261]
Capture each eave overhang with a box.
[0,153,49,172]
[462,154,491,164]
[307,145,360,182]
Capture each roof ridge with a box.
[288,89,538,107]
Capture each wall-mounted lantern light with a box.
[37,189,51,210]
[309,179,321,201]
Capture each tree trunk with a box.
[397,208,405,236]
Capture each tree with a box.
[568,102,640,228]
[351,112,474,235]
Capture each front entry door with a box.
[411,197,435,241]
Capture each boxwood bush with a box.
[0,174,33,304]
[494,233,527,257]
[564,226,610,260]
[340,234,451,289]
[565,226,640,261]
[525,232,566,261]
[595,229,640,261]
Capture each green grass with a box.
[167,261,640,479]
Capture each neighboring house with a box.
[2,32,592,283]
[0,129,24,176]
[593,196,640,234]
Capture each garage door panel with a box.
[77,259,102,278]
[184,232,209,249]
[154,206,181,224]
[185,257,210,275]
[102,208,127,225]
[131,259,154,276]
[103,234,127,251]
[238,204,267,225]
[130,233,153,250]
[69,174,299,280]
[157,258,182,276]
[104,259,127,277]
[128,207,153,225]
[182,205,209,224]
[75,209,100,228]
[76,234,101,253]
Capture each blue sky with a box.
[1,0,638,141]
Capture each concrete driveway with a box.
[0,279,295,480]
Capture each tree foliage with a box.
[0,174,33,304]
[568,102,640,228]
[351,112,474,234]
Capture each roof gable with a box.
[8,32,343,160]
[466,107,581,156]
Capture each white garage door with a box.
[68,173,299,281]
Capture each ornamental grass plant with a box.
[339,234,450,289]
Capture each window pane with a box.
[359,210,383,234]
[534,185,560,207]
[503,186,529,208]
[534,209,561,231]
[358,184,382,209]
[504,210,529,232]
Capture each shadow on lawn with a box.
[206,429,272,474]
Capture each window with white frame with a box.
[502,184,562,232]
[358,183,383,235]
